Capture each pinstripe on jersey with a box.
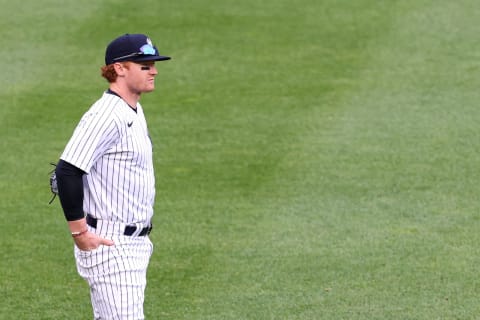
[61,91,155,225]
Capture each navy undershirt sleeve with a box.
[55,159,86,221]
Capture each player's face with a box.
[124,61,158,94]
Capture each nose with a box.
[150,65,158,75]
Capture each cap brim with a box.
[132,55,171,62]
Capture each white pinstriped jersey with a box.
[61,91,155,225]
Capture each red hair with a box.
[101,62,131,83]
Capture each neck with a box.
[109,83,140,109]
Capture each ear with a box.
[113,62,127,77]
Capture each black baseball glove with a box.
[49,162,58,204]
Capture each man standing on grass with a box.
[55,33,170,319]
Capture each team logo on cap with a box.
[138,38,156,55]
[140,44,156,55]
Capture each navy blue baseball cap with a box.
[105,33,171,65]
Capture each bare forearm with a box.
[68,218,88,234]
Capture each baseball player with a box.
[55,33,170,319]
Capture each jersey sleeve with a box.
[61,105,120,173]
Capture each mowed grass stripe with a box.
[153,2,480,319]
[235,2,480,319]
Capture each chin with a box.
[144,86,155,92]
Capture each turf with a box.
[1,0,480,319]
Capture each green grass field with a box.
[2,0,480,318]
